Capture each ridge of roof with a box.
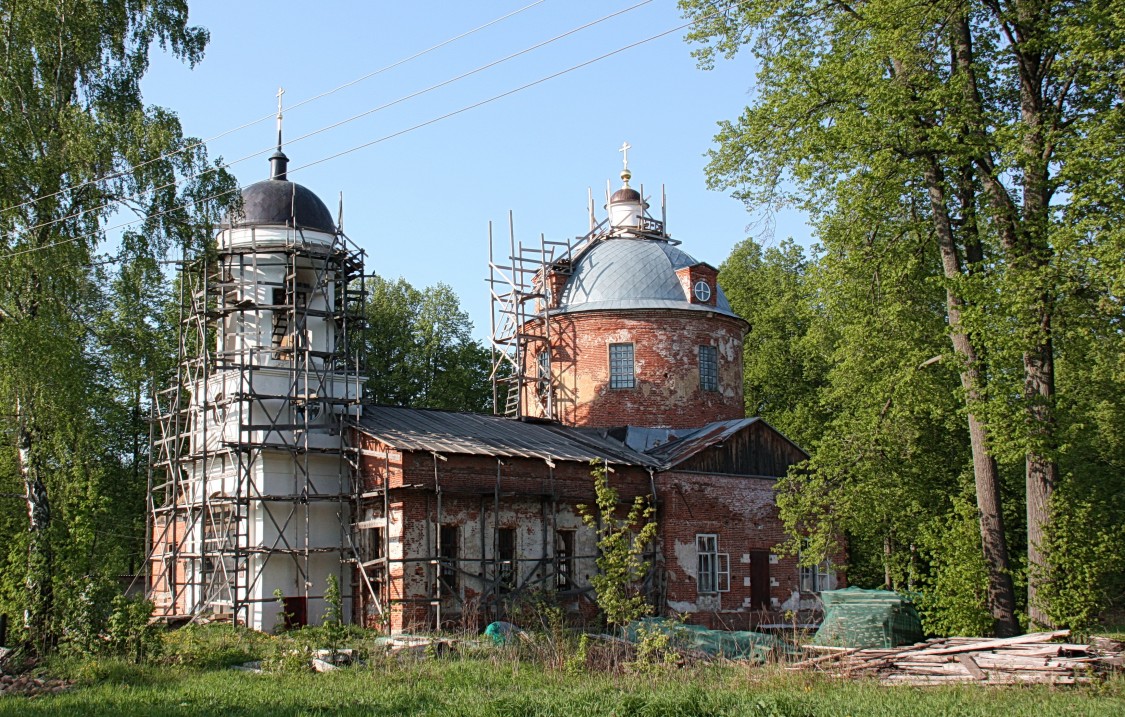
[354,405,661,467]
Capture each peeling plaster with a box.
[673,539,698,580]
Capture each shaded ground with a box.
[1,660,1122,717]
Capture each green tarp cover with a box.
[624,618,790,662]
[812,587,924,649]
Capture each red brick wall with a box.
[353,436,654,633]
[674,265,719,308]
[351,432,840,634]
[524,310,747,429]
[657,471,846,629]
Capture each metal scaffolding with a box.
[147,226,368,627]
[486,184,670,421]
[487,213,599,420]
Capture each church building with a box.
[148,138,839,634]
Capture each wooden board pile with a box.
[789,630,1124,685]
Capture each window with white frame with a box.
[799,541,832,592]
[609,343,635,389]
[696,534,730,594]
[699,345,718,392]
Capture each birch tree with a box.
[0,0,233,652]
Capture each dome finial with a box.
[269,87,289,180]
[276,86,285,152]
[619,141,632,187]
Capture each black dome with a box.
[230,178,337,234]
[610,187,642,203]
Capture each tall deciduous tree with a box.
[718,238,832,450]
[360,275,492,412]
[682,0,1123,630]
[0,0,233,652]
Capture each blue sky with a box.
[142,0,812,339]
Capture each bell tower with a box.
[149,117,368,630]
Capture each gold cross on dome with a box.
[619,141,631,171]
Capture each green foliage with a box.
[0,0,235,650]
[320,573,347,652]
[53,574,159,662]
[565,633,589,675]
[8,656,1125,716]
[358,275,492,412]
[682,0,1125,629]
[631,617,687,671]
[718,238,831,449]
[914,501,995,638]
[577,461,658,630]
[1039,488,1125,633]
[158,624,273,670]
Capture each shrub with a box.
[577,460,658,632]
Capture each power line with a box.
[5,0,653,242]
[0,5,729,262]
[0,0,549,219]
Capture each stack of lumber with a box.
[789,630,1123,685]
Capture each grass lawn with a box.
[2,659,1122,717]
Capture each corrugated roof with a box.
[356,406,661,467]
[642,418,762,466]
[556,237,739,318]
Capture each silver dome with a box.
[554,238,738,317]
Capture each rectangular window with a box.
[556,529,575,590]
[799,540,832,592]
[497,527,516,593]
[696,534,730,594]
[536,350,551,405]
[699,345,718,392]
[439,524,459,594]
[799,559,832,593]
[371,527,385,561]
[271,286,308,354]
[609,343,635,389]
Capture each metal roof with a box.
[228,178,336,234]
[642,418,762,466]
[555,237,739,318]
[356,406,661,467]
[642,417,809,468]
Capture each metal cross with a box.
[619,141,631,170]
[276,86,285,145]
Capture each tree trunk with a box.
[1016,0,1057,627]
[1024,327,1057,627]
[16,397,54,654]
[922,158,1020,637]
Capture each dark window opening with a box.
[699,345,718,392]
[556,529,575,590]
[750,550,771,610]
[271,288,289,349]
[272,286,308,356]
[371,527,385,561]
[536,350,550,406]
[609,343,635,389]
[439,524,459,594]
[497,527,516,593]
[281,596,307,629]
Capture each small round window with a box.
[693,280,712,303]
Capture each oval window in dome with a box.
[693,279,712,303]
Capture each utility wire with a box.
[5,0,652,241]
[0,5,728,262]
[0,0,549,219]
